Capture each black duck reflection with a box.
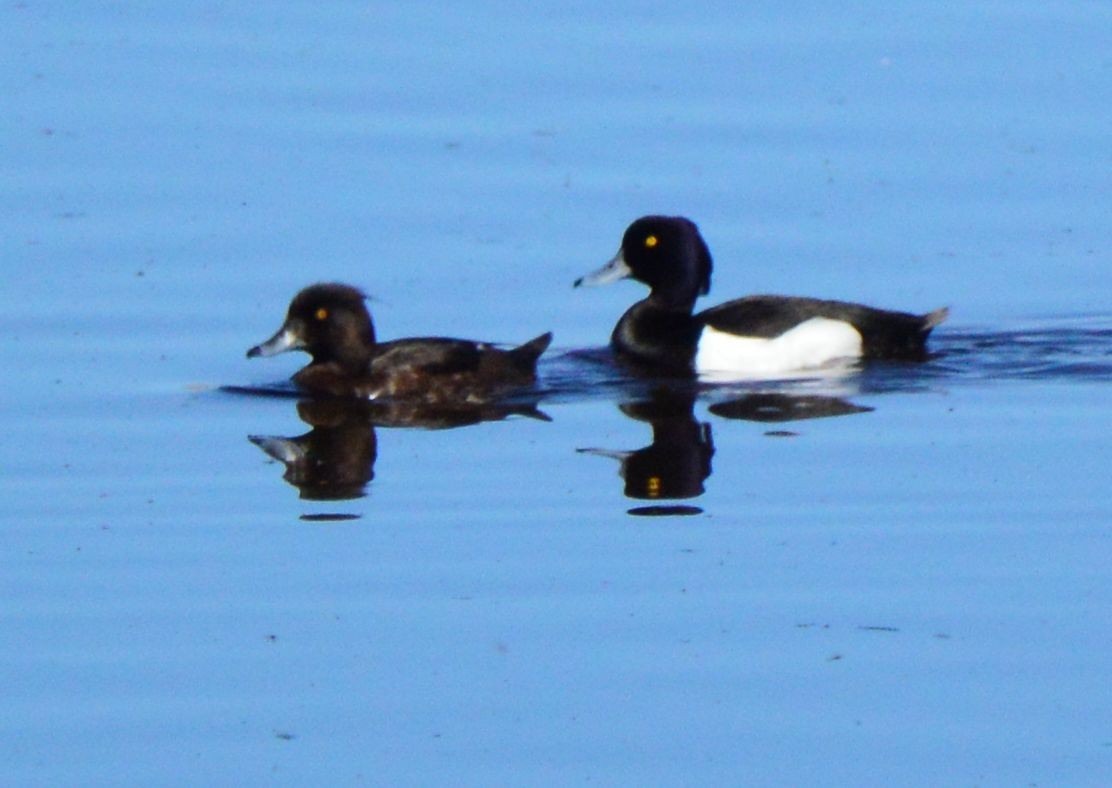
[579,387,714,517]
[707,392,873,432]
[249,397,550,502]
[580,387,873,516]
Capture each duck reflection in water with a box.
[579,387,714,517]
[250,399,379,501]
[706,392,873,427]
[249,397,549,501]
[580,387,873,516]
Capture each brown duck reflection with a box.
[580,387,872,515]
[250,397,549,501]
[250,399,379,501]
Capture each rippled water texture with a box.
[3,2,1110,785]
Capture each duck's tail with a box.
[509,332,553,371]
[922,307,950,333]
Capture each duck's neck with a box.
[311,318,376,373]
[611,298,702,374]
[322,343,373,373]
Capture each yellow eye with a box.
[646,476,661,497]
[644,235,658,248]
[315,307,329,321]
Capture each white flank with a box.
[694,317,863,380]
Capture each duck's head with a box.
[247,282,377,368]
[575,216,712,308]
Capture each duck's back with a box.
[365,333,551,403]
[697,295,947,360]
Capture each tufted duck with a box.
[575,216,947,377]
[248,283,552,403]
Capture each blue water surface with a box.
[2,1,1110,785]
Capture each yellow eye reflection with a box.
[644,235,659,248]
[315,307,329,321]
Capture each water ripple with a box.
[539,317,1112,403]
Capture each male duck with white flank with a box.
[575,216,947,378]
[248,283,552,403]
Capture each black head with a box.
[247,282,377,369]
[618,216,713,306]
